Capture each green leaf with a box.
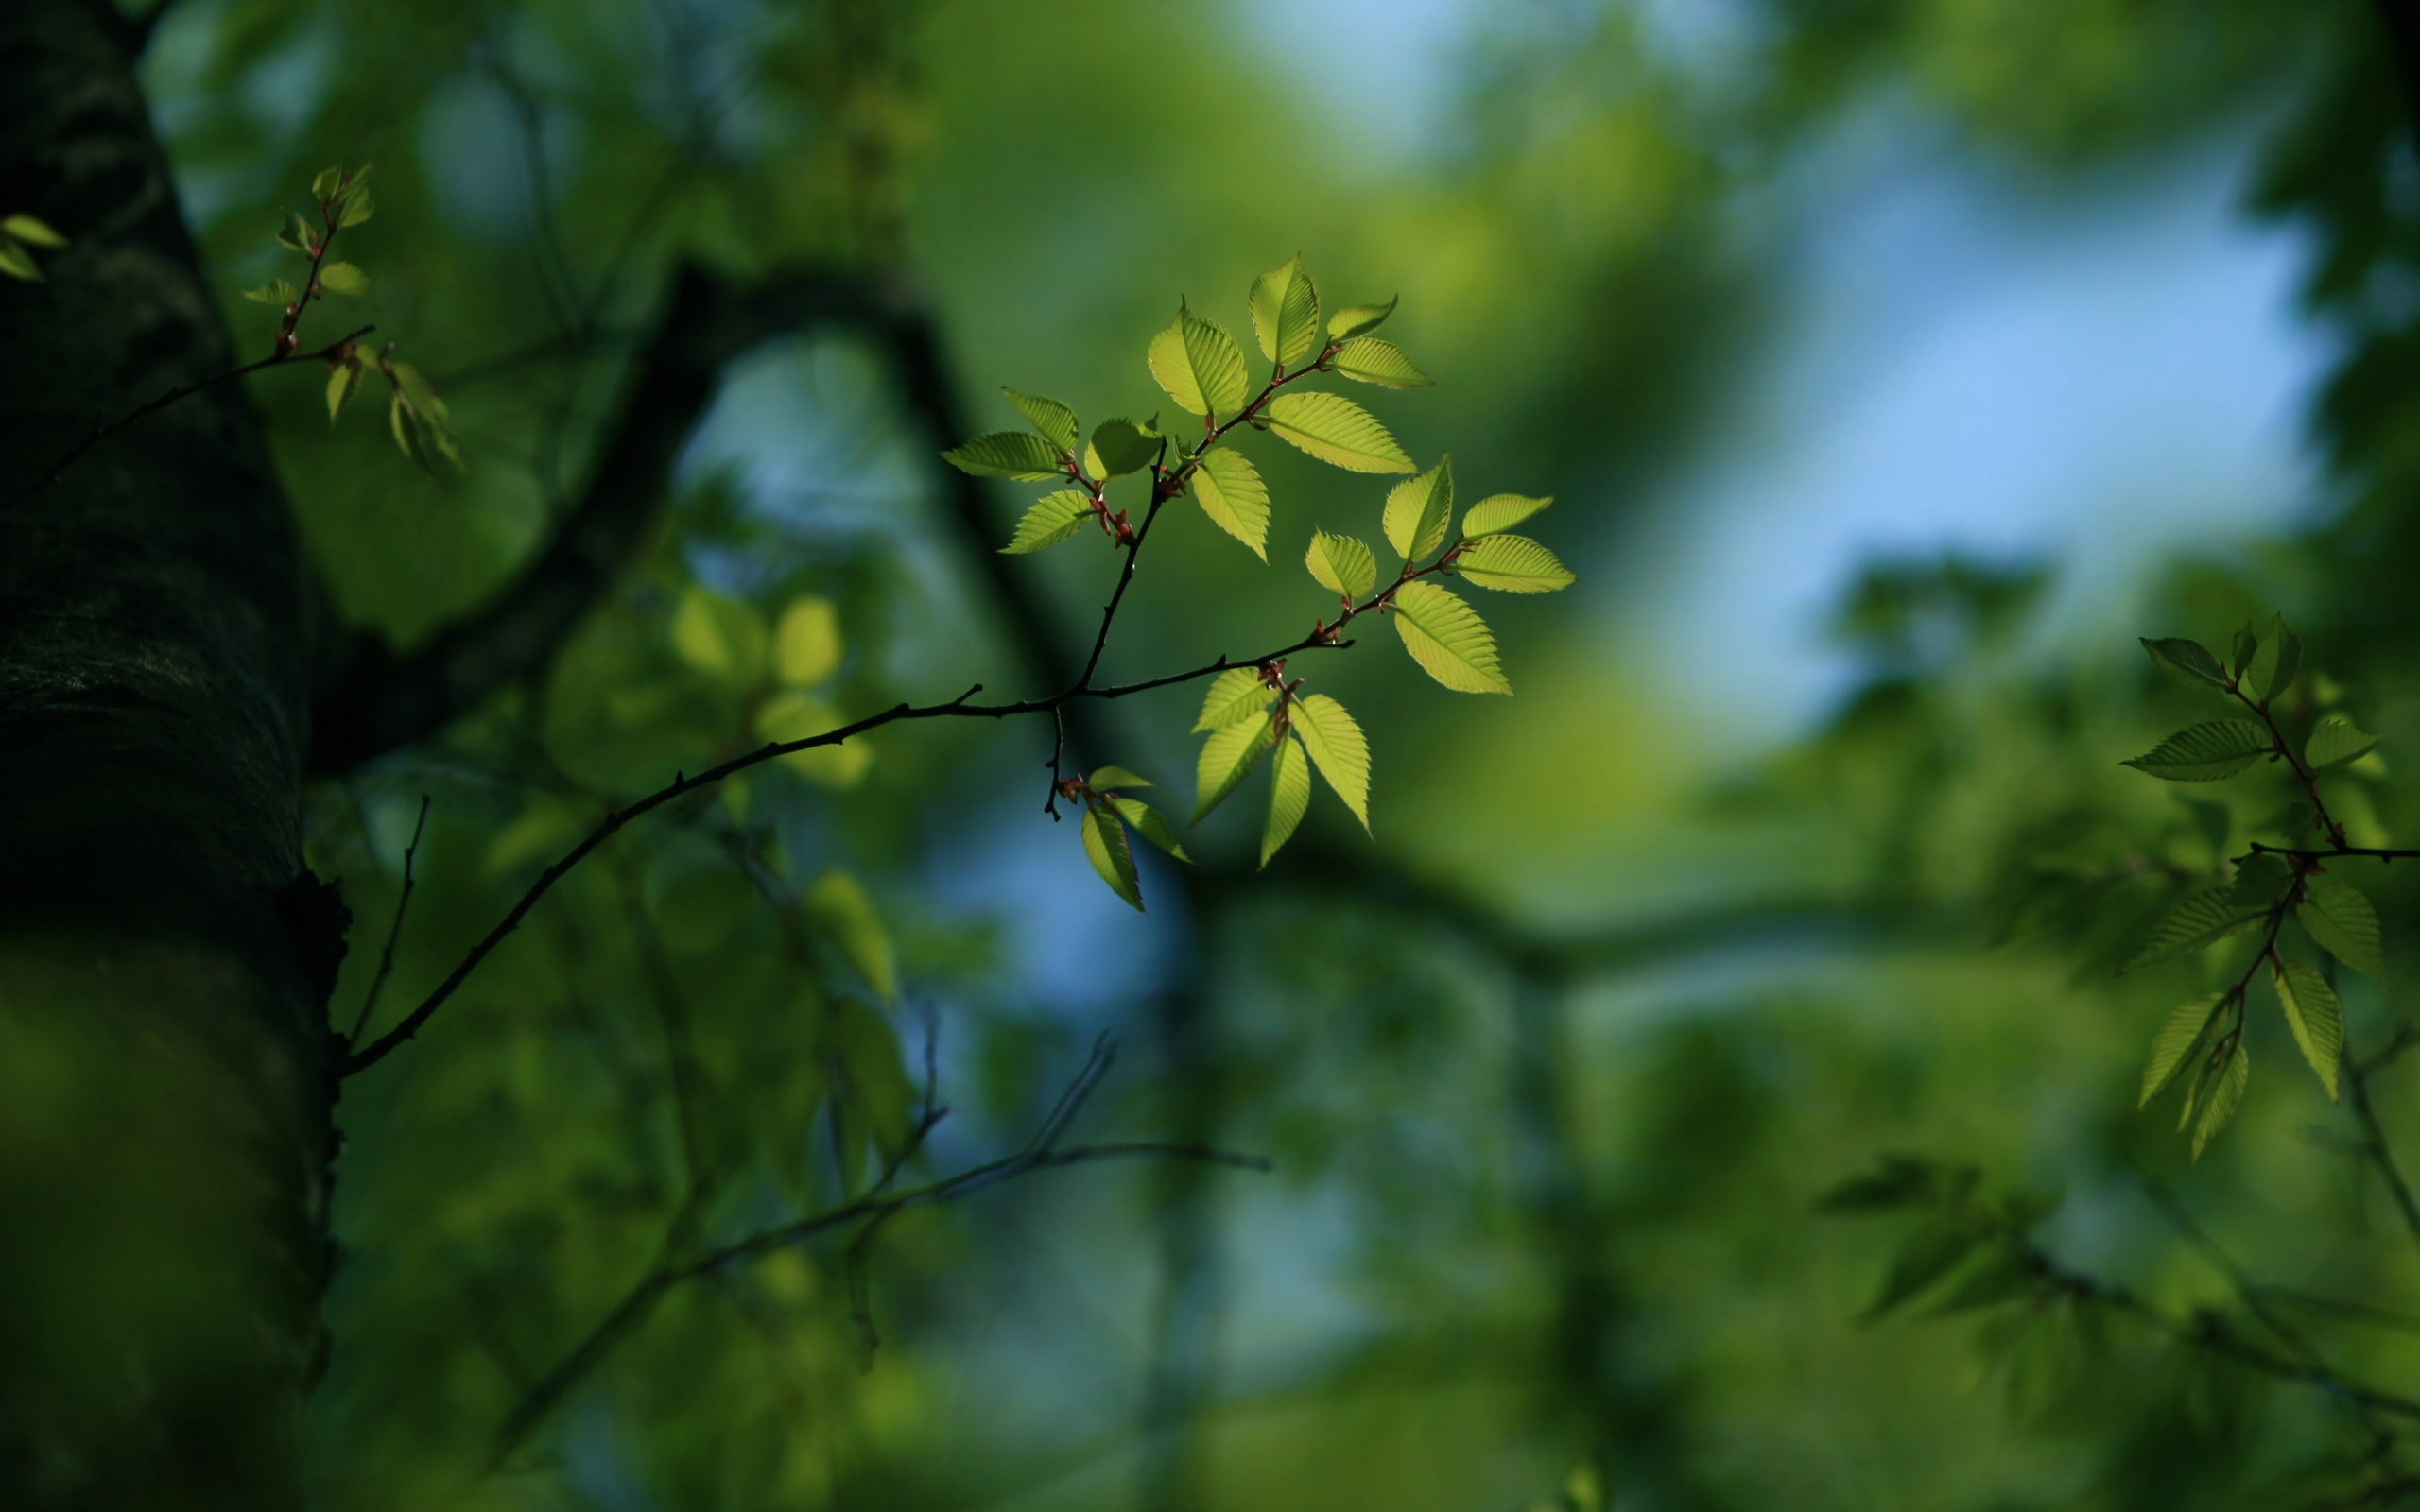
[670,586,768,687]
[1392,580,1510,694]
[1004,387,1078,451]
[1194,667,1276,732]
[1265,392,1414,473]
[1305,531,1377,600]
[805,869,899,1001]
[2231,623,2259,678]
[2120,721,2272,782]
[1863,1220,1976,1321]
[317,261,369,297]
[1330,336,1432,388]
[2272,956,2343,1100]
[2118,886,2267,973]
[1148,302,1250,418]
[943,430,1065,480]
[1115,798,1192,862]
[1456,534,1576,593]
[2230,851,2295,908]
[276,213,314,253]
[1289,694,1370,830]
[1190,447,1270,559]
[1088,416,1160,478]
[1461,493,1552,537]
[1083,804,1145,911]
[337,184,374,228]
[1383,455,1455,561]
[311,164,346,198]
[2191,1042,2250,1160]
[2141,993,2228,1107]
[2140,636,2229,691]
[325,362,362,423]
[1088,765,1152,790]
[1249,253,1322,368]
[2306,716,2381,772]
[757,691,873,788]
[387,362,459,467]
[389,388,421,467]
[1001,490,1094,554]
[2243,614,2299,703]
[773,597,844,685]
[243,278,299,305]
[2301,879,2387,979]
[1193,709,1278,823]
[1262,734,1312,868]
[1814,1157,1944,1214]
[1927,1244,2043,1315]
[2,215,66,248]
[0,241,38,282]
[1327,295,1397,340]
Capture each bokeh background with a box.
[127,0,2420,1505]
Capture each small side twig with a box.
[346,794,430,1047]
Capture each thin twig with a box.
[2346,1036,2420,1264]
[346,794,431,1046]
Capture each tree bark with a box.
[0,2,338,1504]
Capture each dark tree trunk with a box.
[0,2,338,1504]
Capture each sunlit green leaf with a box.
[2118,886,2266,973]
[1289,694,1370,830]
[2121,721,2271,782]
[1305,531,1377,600]
[338,185,374,228]
[1115,798,1192,862]
[2306,716,2380,772]
[1863,1220,1975,1321]
[2271,956,2342,1100]
[1193,709,1278,823]
[2192,1042,2250,1160]
[325,362,361,424]
[2140,993,2227,1107]
[1001,490,1094,554]
[1194,667,1276,733]
[0,241,39,282]
[1462,495,1552,539]
[318,261,369,296]
[1265,391,1414,473]
[1190,447,1270,558]
[2,214,66,248]
[1327,296,1397,340]
[243,278,299,305]
[276,213,313,253]
[1249,253,1322,368]
[670,586,767,686]
[1149,302,1249,418]
[1384,455,1455,561]
[1262,734,1312,868]
[805,869,899,1002]
[1004,387,1078,451]
[1457,534,1575,593]
[1330,336,1431,388]
[773,597,844,686]
[311,164,345,198]
[2139,636,2228,691]
[757,691,873,788]
[944,430,1066,480]
[1089,765,1151,790]
[2243,614,2299,704]
[2301,879,2386,979]
[1083,804,1144,911]
[1392,580,1510,694]
[1089,416,1160,478]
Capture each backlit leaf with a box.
[325,363,362,423]
[1265,391,1414,473]
[2118,886,2266,973]
[1001,490,1093,554]
[1083,805,1145,911]
[2121,721,2271,782]
[2306,716,2381,772]
[1149,303,1249,417]
[1115,798,1191,862]
[943,430,1066,480]
[1194,668,1276,733]
[773,597,844,686]
[1193,709,1278,823]
[2243,614,2299,704]
[1289,694,1370,830]
[318,261,369,296]
[1305,531,1377,600]
[2272,956,2343,1100]
[1392,580,1510,694]
[1005,387,1078,451]
[2,215,67,248]
[1457,534,1575,593]
[2192,1042,2250,1160]
[1327,296,1397,340]
[757,692,873,788]
[671,587,767,686]
[805,869,899,1002]
[2229,852,2294,908]
[1463,493,1552,536]
[2140,636,2228,690]
[1330,336,1431,388]
[311,164,345,198]
[2301,879,2387,979]
[1384,455,1455,560]
[338,184,374,227]
[1262,734,1312,868]
[2140,993,2227,1107]
[1089,765,1151,790]
[1089,416,1160,478]
[243,278,299,305]
[1190,447,1270,558]
[1249,253,1322,368]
